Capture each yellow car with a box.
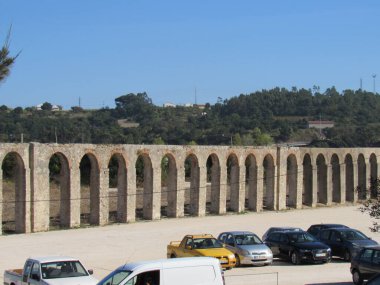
[167,234,236,269]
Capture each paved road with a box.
[0,205,377,285]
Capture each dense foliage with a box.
[1,87,380,147]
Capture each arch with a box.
[108,153,127,223]
[207,154,221,214]
[331,154,341,203]
[317,154,327,205]
[136,153,154,220]
[79,153,100,225]
[48,152,70,229]
[263,154,275,210]
[302,154,313,206]
[184,154,200,216]
[162,153,177,218]
[1,152,27,234]
[227,153,240,212]
[369,153,378,198]
[345,154,354,202]
[286,154,297,208]
[245,154,257,211]
[358,154,367,200]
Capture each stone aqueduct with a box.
[0,143,379,235]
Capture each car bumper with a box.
[239,254,273,266]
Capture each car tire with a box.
[291,251,300,265]
[235,254,241,267]
[352,270,363,285]
[344,249,351,262]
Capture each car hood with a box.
[195,248,234,257]
[293,241,330,250]
[44,276,98,285]
[238,244,271,252]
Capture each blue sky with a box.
[0,1,379,109]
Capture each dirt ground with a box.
[0,205,377,285]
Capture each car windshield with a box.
[193,238,223,249]
[97,269,132,285]
[235,234,262,245]
[41,261,89,279]
[341,230,368,240]
[287,232,316,243]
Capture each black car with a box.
[350,246,380,285]
[318,228,378,261]
[262,227,303,241]
[366,273,380,285]
[264,230,331,265]
[307,223,349,238]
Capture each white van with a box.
[97,257,225,285]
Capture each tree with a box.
[359,178,380,232]
[41,102,53,111]
[0,28,19,84]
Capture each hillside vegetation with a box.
[1,87,380,147]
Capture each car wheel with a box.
[291,251,300,265]
[344,249,351,262]
[235,254,241,267]
[352,270,363,285]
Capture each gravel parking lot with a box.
[0,205,378,285]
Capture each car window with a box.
[234,234,262,245]
[319,230,330,240]
[218,233,227,243]
[309,226,320,235]
[373,250,380,265]
[360,249,373,263]
[330,231,341,242]
[280,234,289,243]
[268,233,281,242]
[340,230,368,241]
[185,238,193,247]
[226,234,235,246]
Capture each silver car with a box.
[218,231,273,266]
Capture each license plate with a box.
[316,253,326,257]
[253,255,263,259]
[219,260,228,264]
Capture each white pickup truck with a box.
[4,256,98,285]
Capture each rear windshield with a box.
[98,269,132,285]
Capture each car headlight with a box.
[326,248,331,252]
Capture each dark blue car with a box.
[318,228,378,261]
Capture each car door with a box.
[278,234,292,258]
[183,238,195,257]
[357,248,375,280]
[329,230,345,257]
[265,233,281,256]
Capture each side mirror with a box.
[88,269,94,275]
[186,245,192,250]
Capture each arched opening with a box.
[207,154,220,214]
[162,154,177,218]
[79,154,100,226]
[48,153,70,229]
[245,154,257,211]
[135,154,154,220]
[108,153,127,223]
[358,154,366,200]
[331,154,341,203]
[1,152,26,234]
[345,154,354,202]
[286,154,297,209]
[227,154,239,212]
[302,154,313,206]
[184,154,200,216]
[263,154,275,210]
[370,153,378,199]
[317,154,327,205]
